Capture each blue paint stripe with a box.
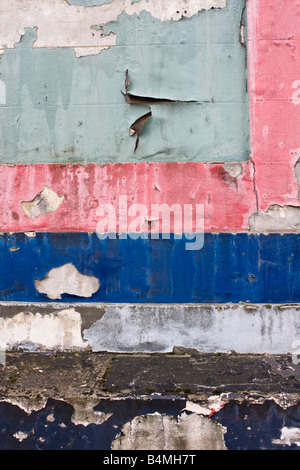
[0,232,299,303]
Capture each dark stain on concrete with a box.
[0,352,300,449]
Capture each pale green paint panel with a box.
[0,0,249,163]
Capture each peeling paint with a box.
[24,232,36,238]
[222,162,243,179]
[272,427,300,447]
[0,353,299,449]
[129,111,152,152]
[73,31,117,57]
[0,0,227,54]
[247,0,300,210]
[291,80,300,106]
[21,186,64,219]
[0,0,248,163]
[0,308,88,350]
[34,264,100,300]
[249,205,300,233]
[2,397,48,414]
[184,398,225,417]
[70,398,112,426]
[111,412,227,450]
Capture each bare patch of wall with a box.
[21,186,64,219]
[0,0,227,55]
[0,308,88,350]
[0,302,300,354]
[111,412,227,450]
[34,264,100,300]
[249,205,300,233]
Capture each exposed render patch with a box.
[222,162,243,179]
[21,186,64,219]
[272,427,300,447]
[35,263,100,300]
[0,308,88,350]
[129,112,152,152]
[249,205,300,233]
[3,397,48,414]
[73,33,117,57]
[0,1,248,164]
[184,398,225,417]
[111,412,227,450]
[70,398,112,426]
[24,232,36,238]
[123,70,152,152]
[0,0,227,56]
[2,396,112,427]
[13,431,29,442]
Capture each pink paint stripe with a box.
[0,162,256,232]
[247,0,300,211]
[247,0,300,42]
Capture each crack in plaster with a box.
[0,308,88,349]
[111,412,227,450]
[272,427,300,447]
[222,162,243,179]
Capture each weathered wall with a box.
[0,0,248,163]
[0,0,299,374]
[0,351,300,451]
[0,0,299,451]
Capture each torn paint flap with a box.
[130,111,152,152]
[123,70,198,152]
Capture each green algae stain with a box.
[0,0,249,163]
